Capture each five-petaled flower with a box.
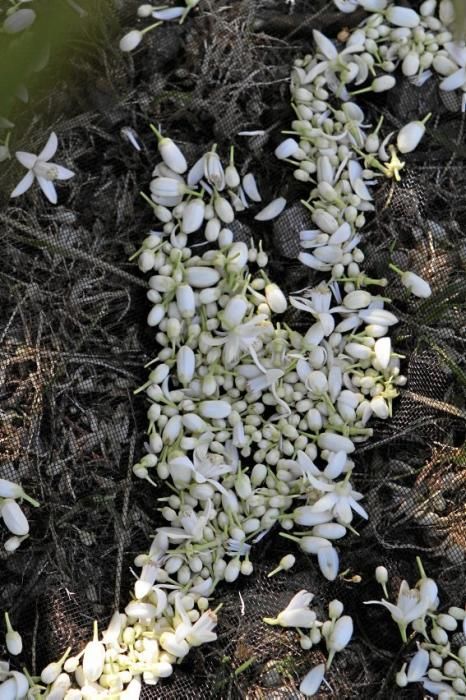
[11,132,75,204]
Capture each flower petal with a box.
[38,132,58,161]
[313,30,337,60]
[324,451,346,479]
[444,41,466,68]
[152,6,184,20]
[317,545,339,581]
[406,648,429,682]
[299,663,325,697]
[11,170,34,197]
[311,492,339,511]
[37,176,57,204]
[364,599,402,621]
[54,164,75,180]
[254,197,286,221]
[15,151,37,169]
[440,68,466,91]
[334,497,353,524]
[349,497,369,520]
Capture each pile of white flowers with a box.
[0,478,39,553]
[367,560,466,699]
[3,0,465,698]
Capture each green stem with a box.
[422,112,432,126]
[149,123,162,140]
[416,556,427,579]
[21,492,40,508]
[141,21,162,35]
[389,262,403,277]
[234,656,257,675]
[4,611,13,633]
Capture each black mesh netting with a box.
[0,0,465,698]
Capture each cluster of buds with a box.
[264,590,353,696]
[330,0,466,109]
[131,137,410,596]
[20,600,217,699]
[367,560,466,699]
[2,2,452,697]
[119,1,202,52]
[0,478,39,552]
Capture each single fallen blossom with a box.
[267,554,296,577]
[10,132,75,204]
[389,264,432,298]
[397,114,432,153]
[365,559,438,642]
[119,22,162,52]
[4,613,22,656]
[263,589,316,628]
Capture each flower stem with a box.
[416,556,427,579]
[388,263,403,276]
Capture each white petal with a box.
[38,132,58,161]
[152,7,184,20]
[15,151,37,169]
[329,615,353,651]
[187,156,205,186]
[317,545,339,581]
[274,137,300,159]
[332,0,358,11]
[10,170,34,197]
[299,252,330,271]
[324,451,346,479]
[242,173,262,202]
[313,30,337,60]
[1,499,29,535]
[55,164,75,180]
[334,498,353,524]
[254,197,286,221]
[299,664,325,697]
[386,6,420,28]
[407,648,429,682]
[304,321,325,346]
[37,176,58,204]
[349,497,369,520]
[440,68,466,91]
[445,41,466,67]
[328,222,351,245]
[374,337,391,369]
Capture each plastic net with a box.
[0,0,465,698]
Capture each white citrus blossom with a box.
[263,590,317,628]
[11,132,75,204]
[365,577,437,642]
